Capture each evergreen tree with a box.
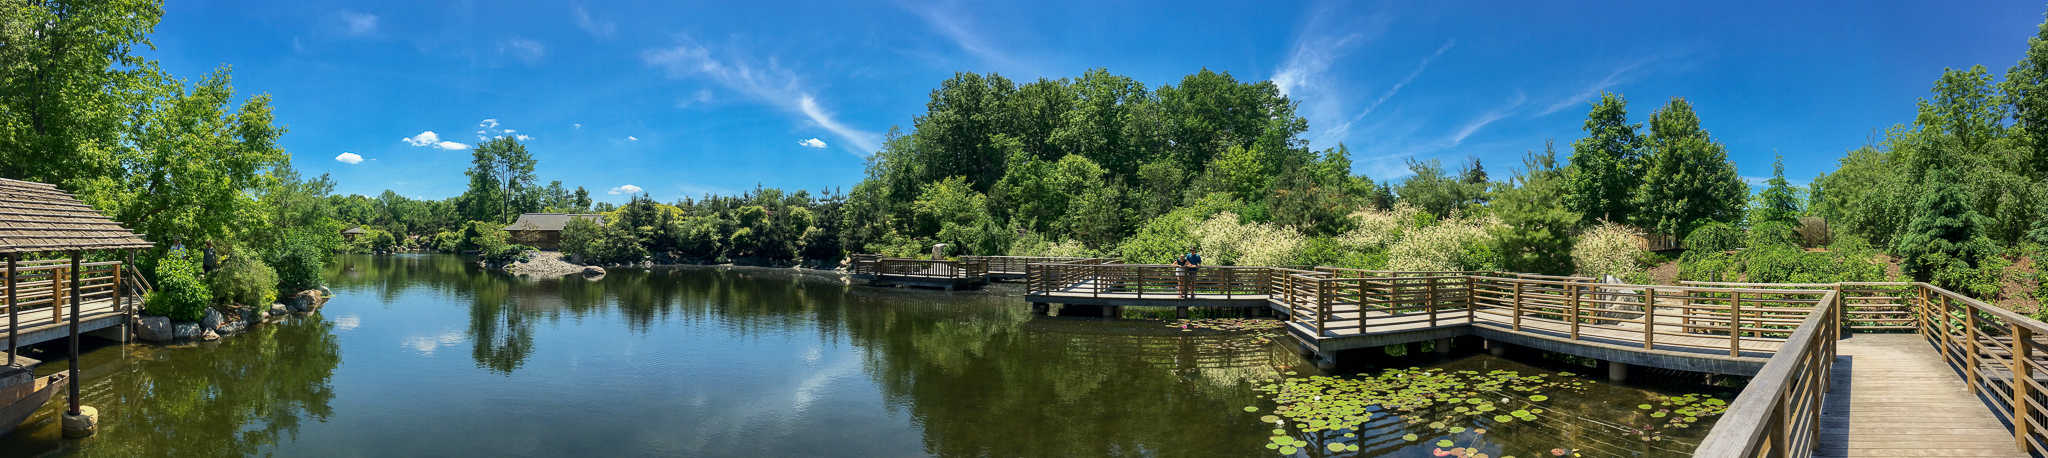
[1492,141,1580,275]
[2008,7,2048,177]
[1894,168,1995,282]
[1749,155,1803,226]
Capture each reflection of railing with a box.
[849,257,989,280]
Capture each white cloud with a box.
[625,135,640,142]
[572,123,583,129]
[905,3,1026,74]
[572,5,616,38]
[479,119,500,129]
[515,134,532,141]
[1539,57,1656,117]
[1270,9,1393,148]
[503,129,517,134]
[798,138,828,148]
[607,184,644,195]
[334,152,364,164]
[401,131,442,146]
[435,141,468,150]
[643,40,883,154]
[501,38,546,64]
[1449,92,1528,147]
[338,11,378,36]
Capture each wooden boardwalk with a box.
[1815,333,2020,457]
[0,298,131,349]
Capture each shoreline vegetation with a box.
[1,1,2046,339]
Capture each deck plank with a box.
[1816,334,2020,457]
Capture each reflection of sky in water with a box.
[332,315,360,331]
[399,330,465,356]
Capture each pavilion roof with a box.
[0,178,152,254]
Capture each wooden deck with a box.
[1816,333,2020,457]
[0,298,132,349]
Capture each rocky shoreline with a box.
[133,287,332,343]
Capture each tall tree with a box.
[1749,155,1803,226]
[79,67,288,250]
[0,0,165,186]
[1633,97,1747,239]
[1563,92,1645,223]
[2009,8,2048,177]
[1492,141,1580,275]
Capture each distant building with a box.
[341,227,367,241]
[503,213,606,250]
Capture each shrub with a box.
[1684,222,1744,253]
[1335,204,1425,251]
[269,230,329,293]
[432,231,462,253]
[146,249,212,322]
[207,252,278,306]
[1191,211,1303,266]
[1386,215,1502,272]
[563,218,647,265]
[1573,222,1647,279]
[1746,220,1800,248]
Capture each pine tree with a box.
[1633,97,1746,239]
[1563,92,1644,223]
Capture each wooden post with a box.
[1315,280,1329,336]
[1767,386,1788,457]
[1730,292,1743,357]
[112,260,123,314]
[2015,326,2035,454]
[52,264,64,322]
[1644,288,1657,349]
[1966,304,1980,395]
[1427,280,1438,328]
[1511,281,1523,331]
[66,251,81,416]
[1464,276,1475,323]
[1568,283,1580,340]
[6,254,15,367]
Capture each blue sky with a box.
[145,1,2045,202]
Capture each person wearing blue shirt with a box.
[1175,249,1202,299]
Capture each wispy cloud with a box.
[334,152,364,164]
[337,11,378,36]
[400,131,469,150]
[608,184,644,195]
[642,39,883,154]
[904,2,1026,74]
[572,5,616,38]
[1538,57,1656,116]
[501,38,546,65]
[625,135,639,142]
[1450,92,1527,146]
[1271,7,1392,148]
[1322,39,1455,146]
[798,138,828,149]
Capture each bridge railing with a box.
[2,260,131,325]
[1022,263,1269,299]
[848,256,988,280]
[962,256,1094,275]
[1693,289,1841,458]
[1682,281,1920,333]
[1915,282,2048,455]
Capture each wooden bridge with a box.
[848,255,1102,289]
[1021,260,2045,457]
[1,259,145,351]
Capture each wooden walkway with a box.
[0,298,131,350]
[1815,333,2020,457]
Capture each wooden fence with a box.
[848,256,989,280]
[1917,284,2048,455]
[1023,263,1268,299]
[960,256,1095,275]
[1692,290,1841,457]
[2,260,131,324]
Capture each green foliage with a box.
[1747,220,1801,248]
[1563,92,1645,223]
[911,176,1007,256]
[1810,147,1912,247]
[1894,169,1996,286]
[1634,97,1746,238]
[1396,159,1489,218]
[2010,10,2048,177]
[146,249,212,322]
[1491,144,1580,275]
[1684,222,1744,253]
[1387,215,1502,272]
[457,137,539,223]
[0,0,164,186]
[1748,155,1803,227]
[561,217,647,265]
[207,251,277,307]
[268,230,329,293]
[1114,194,1243,263]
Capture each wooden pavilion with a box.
[0,177,152,437]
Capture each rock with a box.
[200,330,218,341]
[61,405,97,438]
[239,307,258,324]
[201,308,223,331]
[286,290,324,313]
[580,266,606,278]
[316,285,333,297]
[268,303,288,317]
[135,316,174,342]
[173,322,200,340]
[217,320,245,336]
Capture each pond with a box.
[1,254,1730,457]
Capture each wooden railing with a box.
[961,256,1095,275]
[2,261,132,325]
[1683,281,1920,333]
[1022,263,1268,299]
[1916,283,2048,455]
[849,256,988,280]
[1693,290,1841,457]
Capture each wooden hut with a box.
[0,177,152,437]
[503,213,604,250]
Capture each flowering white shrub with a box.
[1385,214,1504,272]
[1573,221,1647,278]
[1335,204,1425,251]
[1193,212,1304,266]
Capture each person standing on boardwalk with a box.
[1176,249,1202,299]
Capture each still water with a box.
[2,254,1727,457]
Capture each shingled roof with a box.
[0,178,152,254]
[503,213,605,232]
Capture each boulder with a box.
[238,307,258,324]
[216,320,245,336]
[201,308,223,331]
[286,290,324,313]
[580,266,606,278]
[135,316,174,342]
[200,330,219,341]
[268,303,289,317]
[172,322,200,340]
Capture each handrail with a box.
[1692,290,1840,457]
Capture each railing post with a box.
[1315,280,1329,337]
[52,265,64,322]
[1966,303,1980,395]
[1730,292,1743,357]
[112,261,124,315]
[1427,280,1438,328]
[1767,385,1788,457]
[1511,281,1523,331]
[1568,283,1580,340]
[1464,275,1475,324]
[2016,326,2035,454]
[5,254,15,367]
[1644,288,1656,350]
